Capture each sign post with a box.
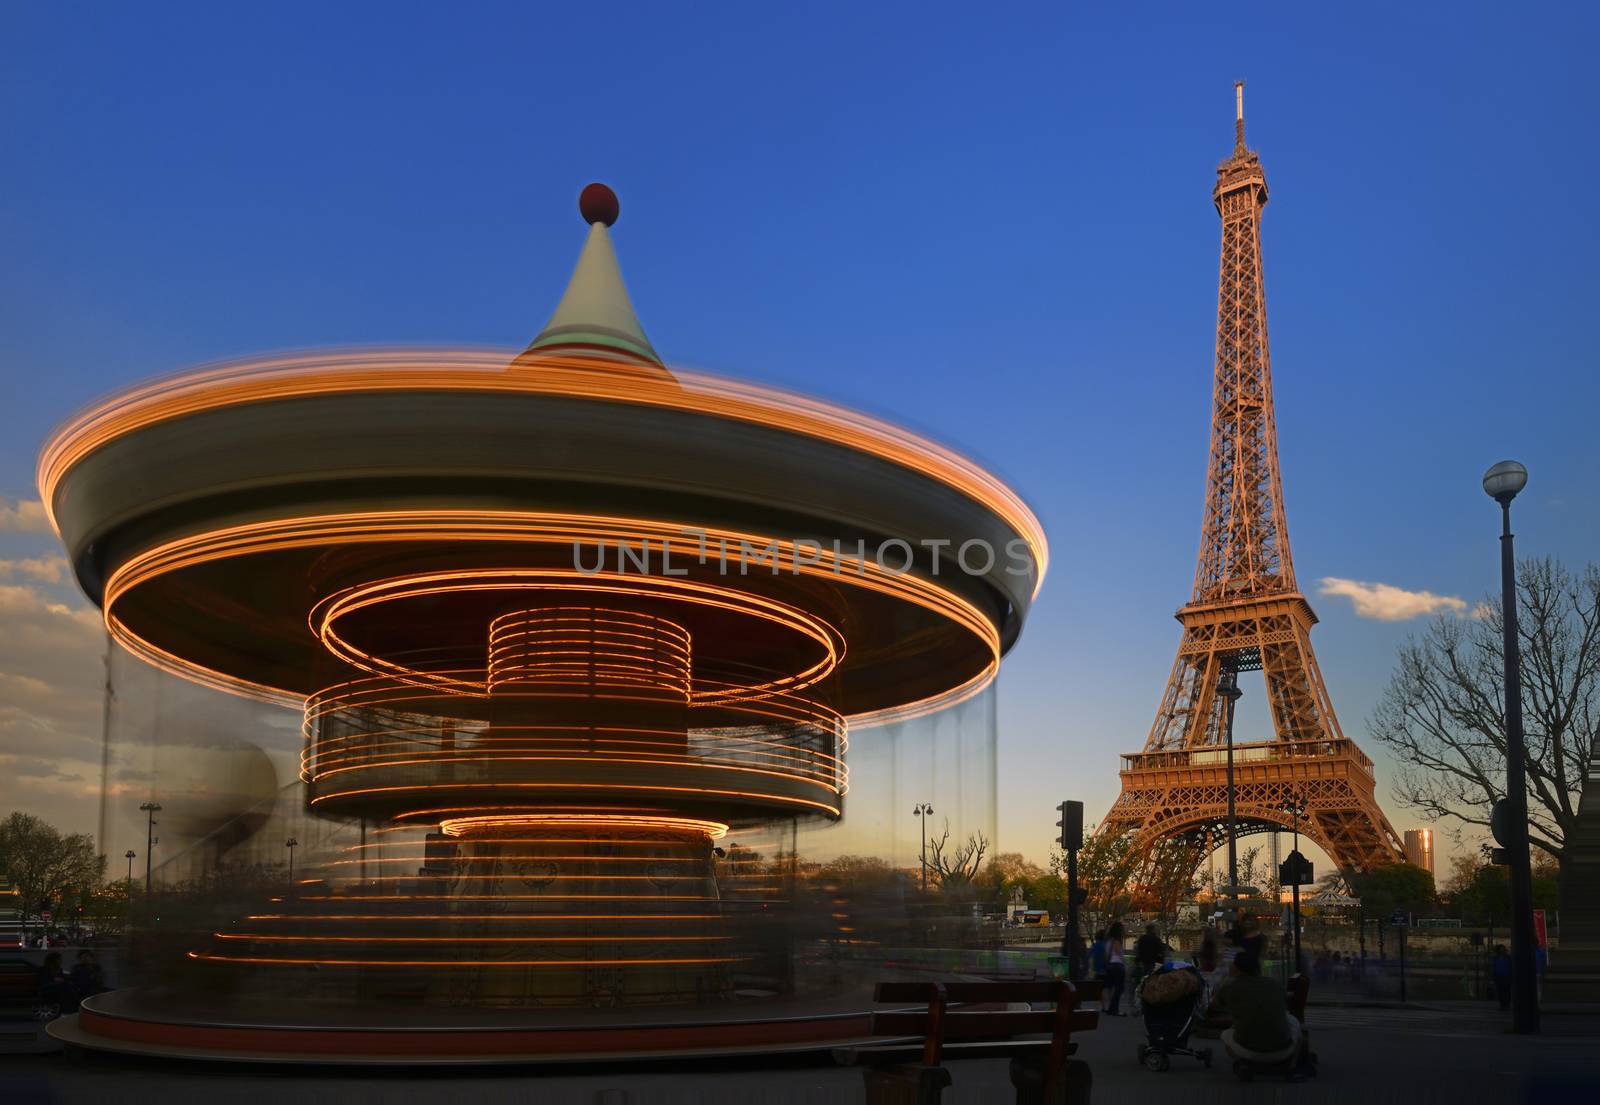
[1278,850,1313,974]
[1056,800,1084,981]
[1392,910,1409,1003]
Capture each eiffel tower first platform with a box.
[1103,85,1404,874]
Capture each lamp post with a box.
[285,837,300,888]
[1280,791,1308,974]
[1217,669,1243,923]
[138,801,161,898]
[124,849,136,884]
[1483,458,1539,1034]
[913,803,934,891]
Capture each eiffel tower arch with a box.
[1103,84,1404,875]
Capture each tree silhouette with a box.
[1371,558,1597,876]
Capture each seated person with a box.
[35,951,73,1015]
[1211,951,1300,1064]
[68,950,105,1011]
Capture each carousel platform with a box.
[47,988,881,1066]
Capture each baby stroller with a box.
[1135,964,1212,1072]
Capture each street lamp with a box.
[285,837,300,887]
[1280,791,1308,974]
[124,849,136,884]
[1483,458,1539,1034]
[1217,668,1243,923]
[912,803,934,891]
[138,801,162,898]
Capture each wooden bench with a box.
[835,978,1102,1105]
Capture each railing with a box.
[1121,738,1374,775]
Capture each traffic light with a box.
[1069,885,1088,906]
[1278,850,1314,887]
[1056,800,1083,851]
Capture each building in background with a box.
[1403,828,1435,876]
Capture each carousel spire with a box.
[521,183,662,365]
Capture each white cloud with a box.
[0,555,70,584]
[0,498,50,534]
[1318,577,1469,621]
[0,584,106,834]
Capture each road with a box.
[2,1001,1595,1104]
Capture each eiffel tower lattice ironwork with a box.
[1103,84,1404,873]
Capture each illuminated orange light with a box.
[311,782,842,818]
[300,731,845,786]
[39,348,1047,591]
[99,511,997,720]
[334,875,713,883]
[214,934,732,944]
[293,894,724,900]
[320,855,707,866]
[315,568,843,700]
[307,753,840,797]
[438,813,729,839]
[244,914,723,922]
[188,952,743,967]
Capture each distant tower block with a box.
[1101,85,1404,874]
[1403,829,1435,876]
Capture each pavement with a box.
[2,1001,1597,1104]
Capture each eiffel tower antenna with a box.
[1235,80,1246,151]
[1103,86,1404,874]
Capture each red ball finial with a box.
[578,183,619,227]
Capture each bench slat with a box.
[874,980,1065,1003]
[870,1009,1098,1040]
[873,978,1106,1005]
[834,1039,1077,1066]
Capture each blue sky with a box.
[2,2,1595,870]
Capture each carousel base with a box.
[48,990,879,1066]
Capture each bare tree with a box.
[1054,826,1142,926]
[1370,558,1598,874]
[1191,843,1264,901]
[926,821,988,887]
[1137,836,1207,922]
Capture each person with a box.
[1490,944,1512,1010]
[1239,918,1265,959]
[1132,924,1165,1012]
[1103,922,1127,1015]
[1088,929,1107,981]
[1136,924,1166,972]
[68,950,105,1009]
[1213,950,1300,1065]
[1217,927,1243,976]
[36,951,71,1015]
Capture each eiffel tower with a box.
[1103,84,1404,873]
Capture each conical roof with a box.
[518,184,663,366]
